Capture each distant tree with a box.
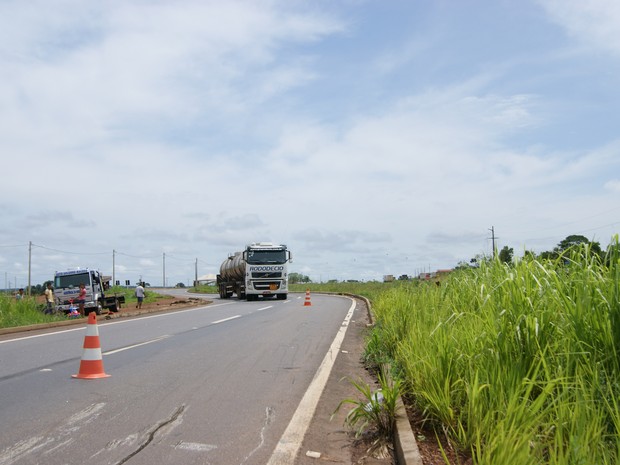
[498,246,514,265]
[175,282,186,288]
[557,235,601,255]
[538,250,556,260]
[454,261,472,271]
[289,272,311,284]
[539,234,603,260]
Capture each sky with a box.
[1,0,620,289]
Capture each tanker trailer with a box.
[217,242,292,301]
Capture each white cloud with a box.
[539,0,620,55]
[0,1,619,285]
[605,179,620,192]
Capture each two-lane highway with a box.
[0,293,355,465]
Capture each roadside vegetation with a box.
[0,293,66,327]
[367,237,620,464]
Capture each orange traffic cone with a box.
[72,312,111,379]
[304,289,312,306]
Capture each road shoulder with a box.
[295,297,394,465]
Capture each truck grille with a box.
[253,282,281,290]
[251,272,283,278]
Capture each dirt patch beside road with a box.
[108,295,207,317]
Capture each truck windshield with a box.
[55,273,90,289]
[246,249,287,264]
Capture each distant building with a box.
[196,273,217,285]
[383,274,395,283]
[418,269,453,281]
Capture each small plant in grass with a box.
[333,367,401,458]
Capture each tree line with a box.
[461,234,619,268]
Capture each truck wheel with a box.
[219,285,229,299]
[90,303,102,316]
[109,299,120,312]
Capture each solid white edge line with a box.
[266,297,356,465]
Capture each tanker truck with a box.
[217,242,292,300]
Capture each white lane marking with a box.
[267,298,356,465]
[103,335,171,355]
[0,436,54,465]
[211,315,241,325]
[0,403,107,465]
[174,442,217,452]
[0,301,234,344]
[257,306,273,312]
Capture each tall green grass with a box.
[0,294,65,327]
[367,237,620,464]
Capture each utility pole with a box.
[195,258,198,287]
[163,253,166,287]
[112,249,116,287]
[27,241,32,295]
[489,226,497,258]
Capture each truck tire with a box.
[277,294,287,300]
[109,299,120,312]
[219,285,228,299]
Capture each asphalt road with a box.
[0,292,355,465]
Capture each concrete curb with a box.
[394,397,424,465]
[339,292,422,465]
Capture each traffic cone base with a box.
[73,312,110,379]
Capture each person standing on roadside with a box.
[76,283,87,316]
[44,283,55,314]
[135,282,145,309]
[15,288,24,300]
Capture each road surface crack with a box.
[115,405,186,465]
[240,406,275,465]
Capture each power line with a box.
[31,243,108,255]
[115,250,160,259]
